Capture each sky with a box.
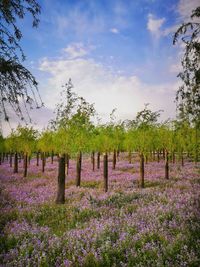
[2,0,200,135]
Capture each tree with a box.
[173,6,200,124]
[52,79,96,203]
[0,0,43,122]
[133,105,162,187]
[5,130,20,172]
[16,126,38,177]
[37,130,55,172]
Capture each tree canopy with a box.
[173,6,200,124]
[0,0,43,123]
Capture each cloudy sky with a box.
[2,0,200,135]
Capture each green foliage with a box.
[4,130,19,152]
[37,130,55,153]
[0,0,43,122]
[51,80,96,155]
[124,105,162,154]
[173,6,200,124]
[0,134,5,152]
[16,125,38,155]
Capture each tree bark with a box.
[14,152,18,173]
[97,152,100,169]
[56,154,66,204]
[18,153,21,163]
[145,154,148,164]
[24,153,28,177]
[65,153,69,175]
[163,149,165,160]
[92,151,95,171]
[9,153,12,167]
[140,153,144,188]
[103,153,108,192]
[51,151,54,164]
[42,152,45,172]
[153,151,156,161]
[36,152,39,166]
[112,149,116,170]
[128,151,132,164]
[76,151,82,187]
[165,150,169,179]
[157,150,160,163]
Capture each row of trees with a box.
[0,83,199,203]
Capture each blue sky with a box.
[3,0,200,134]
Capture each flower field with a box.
[0,155,200,266]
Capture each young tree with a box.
[37,130,55,172]
[5,130,20,172]
[134,105,161,187]
[17,126,38,177]
[53,79,95,202]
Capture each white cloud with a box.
[147,13,166,38]
[110,28,119,34]
[39,55,177,123]
[63,43,90,59]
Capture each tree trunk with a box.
[42,152,45,172]
[14,152,18,173]
[76,151,82,187]
[18,153,21,163]
[145,154,148,164]
[157,150,160,163]
[97,152,100,169]
[51,151,54,164]
[103,153,108,192]
[28,155,31,165]
[36,152,39,166]
[56,154,66,204]
[153,151,156,161]
[24,153,28,177]
[165,150,169,179]
[9,153,12,167]
[140,153,144,188]
[0,153,1,165]
[163,149,165,160]
[92,151,95,171]
[65,153,69,175]
[112,149,116,170]
[128,151,131,164]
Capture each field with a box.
[0,155,200,266]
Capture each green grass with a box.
[22,204,101,235]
